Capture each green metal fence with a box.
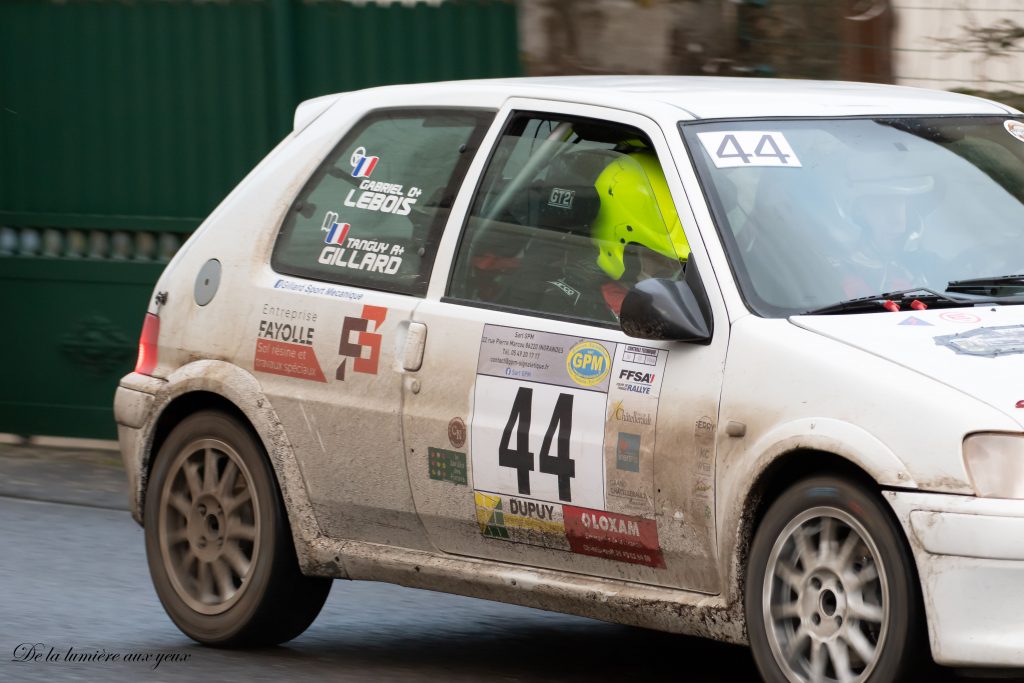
[0,0,520,440]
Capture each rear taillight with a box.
[135,313,160,375]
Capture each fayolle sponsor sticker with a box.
[253,304,326,382]
[473,325,670,531]
[1004,120,1024,143]
[935,325,1024,357]
[428,447,467,486]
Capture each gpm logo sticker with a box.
[565,341,611,387]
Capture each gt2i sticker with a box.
[336,305,387,380]
[319,212,405,275]
[697,131,802,168]
[548,187,575,209]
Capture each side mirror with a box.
[619,270,713,344]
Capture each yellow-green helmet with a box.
[591,150,689,280]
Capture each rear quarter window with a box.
[272,109,493,296]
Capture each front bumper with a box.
[113,372,166,523]
[885,490,1024,668]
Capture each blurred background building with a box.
[2,0,1021,440]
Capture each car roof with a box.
[360,75,1018,120]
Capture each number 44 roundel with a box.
[696,130,802,169]
[472,376,607,510]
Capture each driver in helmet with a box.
[840,173,938,297]
[544,148,689,321]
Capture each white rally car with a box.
[114,76,1024,682]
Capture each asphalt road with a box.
[0,442,763,683]
[0,443,1012,682]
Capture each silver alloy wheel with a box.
[762,506,890,683]
[157,438,261,615]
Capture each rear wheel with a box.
[745,476,925,683]
[144,410,331,646]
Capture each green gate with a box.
[0,0,520,439]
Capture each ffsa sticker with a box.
[697,131,802,168]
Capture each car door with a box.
[244,105,493,549]
[401,101,729,592]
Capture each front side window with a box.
[273,109,492,295]
[683,116,1024,317]
[449,113,691,326]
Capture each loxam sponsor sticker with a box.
[563,506,665,568]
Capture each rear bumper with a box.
[113,372,165,523]
[885,490,1024,668]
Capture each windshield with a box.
[682,116,1024,317]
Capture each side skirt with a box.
[303,537,747,646]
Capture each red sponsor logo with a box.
[337,305,387,380]
[562,506,665,568]
[940,311,981,324]
[254,338,326,382]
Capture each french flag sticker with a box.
[350,146,380,178]
[324,221,350,245]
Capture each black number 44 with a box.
[498,387,576,501]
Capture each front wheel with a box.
[144,410,331,646]
[745,476,926,683]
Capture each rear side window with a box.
[272,109,493,295]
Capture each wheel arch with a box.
[724,441,924,646]
[136,360,328,575]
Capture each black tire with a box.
[745,476,926,683]
[144,410,331,647]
